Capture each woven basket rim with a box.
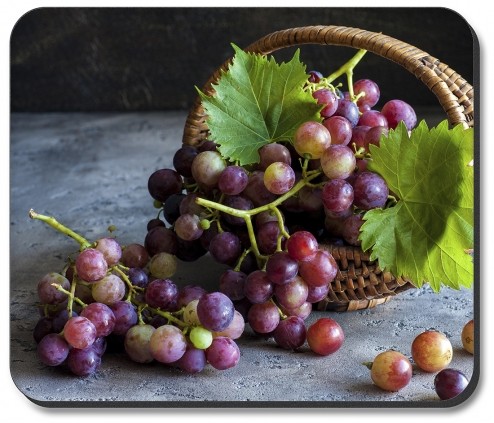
[183,25,474,148]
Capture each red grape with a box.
[369,350,412,392]
[411,330,453,373]
[306,317,344,355]
[461,320,474,354]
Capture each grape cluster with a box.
[144,71,418,350]
[32,217,243,377]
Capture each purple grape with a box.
[124,324,156,363]
[75,248,108,283]
[163,193,186,225]
[128,267,149,288]
[281,301,313,320]
[63,316,97,349]
[110,301,138,336]
[37,272,71,304]
[350,125,371,151]
[121,243,149,268]
[174,213,203,241]
[313,88,339,118]
[52,309,78,333]
[196,292,235,332]
[218,165,249,195]
[147,218,166,231]
[176,238,207,262]
[274,276,309,309]
[308,70,323,83]
[323,116,352,146]
[149,314,168,329]
[320,145,356,180]
[144,279,178,310]
[273,316,307,350]
[205,337,240,370]
[149,324,187,363]
[247,301,280,334]
[95,237,122,266]
[358,110,388,128]
[322,179,354,213]
[257,221,286,255]
[263,162,296,195]
[333,99,360,127]
[306,283,330,303]
[243,270,274,304]
[265,251,298,285]
[285,230,318,262]
[176,346,207,373]
[342,214,364,246]
[352,171,389,210]
[208,231,242,265]
[197,139,218,152]
[92,337,107,356]
[365,126,389,149]
[37,333,70,366]
[191,151,226,189]
[67,346,102,376]
[381,99,417,130]
[148,168,183,202]
[173,145,198,178]
[434,368,469,400]
[353,79,380,109]
[176,284,207,308]
[33,316,54,343]
[219,269,247,301]
[144,226,178,257]
[258,143,292,170]
[298,250,338,288]
[80,302,116,338]
[242,171,278,207]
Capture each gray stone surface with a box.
[10,112,476,407]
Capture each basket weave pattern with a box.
[182,25,474,312]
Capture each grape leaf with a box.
[197,44,322,165]
[360,120,474,291]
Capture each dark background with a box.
[10,7,475,112]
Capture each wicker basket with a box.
[181,25,474,312]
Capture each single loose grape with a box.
[434,368,469,400]
[306,317,344,355]
[369,350,412,392]
[461,320,474,354]
[411,330,453,372]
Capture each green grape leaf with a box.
[197,44,322,165]
[360,120,474,291]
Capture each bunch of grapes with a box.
[31,211,243,376]
[144,71,418,349]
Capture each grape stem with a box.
[195,171,321,261]
[29,209,92,251]
[113,265,142,301]
[326,49,367,99]
[50,283,87,309]
[133,300,188,329]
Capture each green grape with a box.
[148,252,178,279]
[189,326,213,350]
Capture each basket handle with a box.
[183,25,473,146]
